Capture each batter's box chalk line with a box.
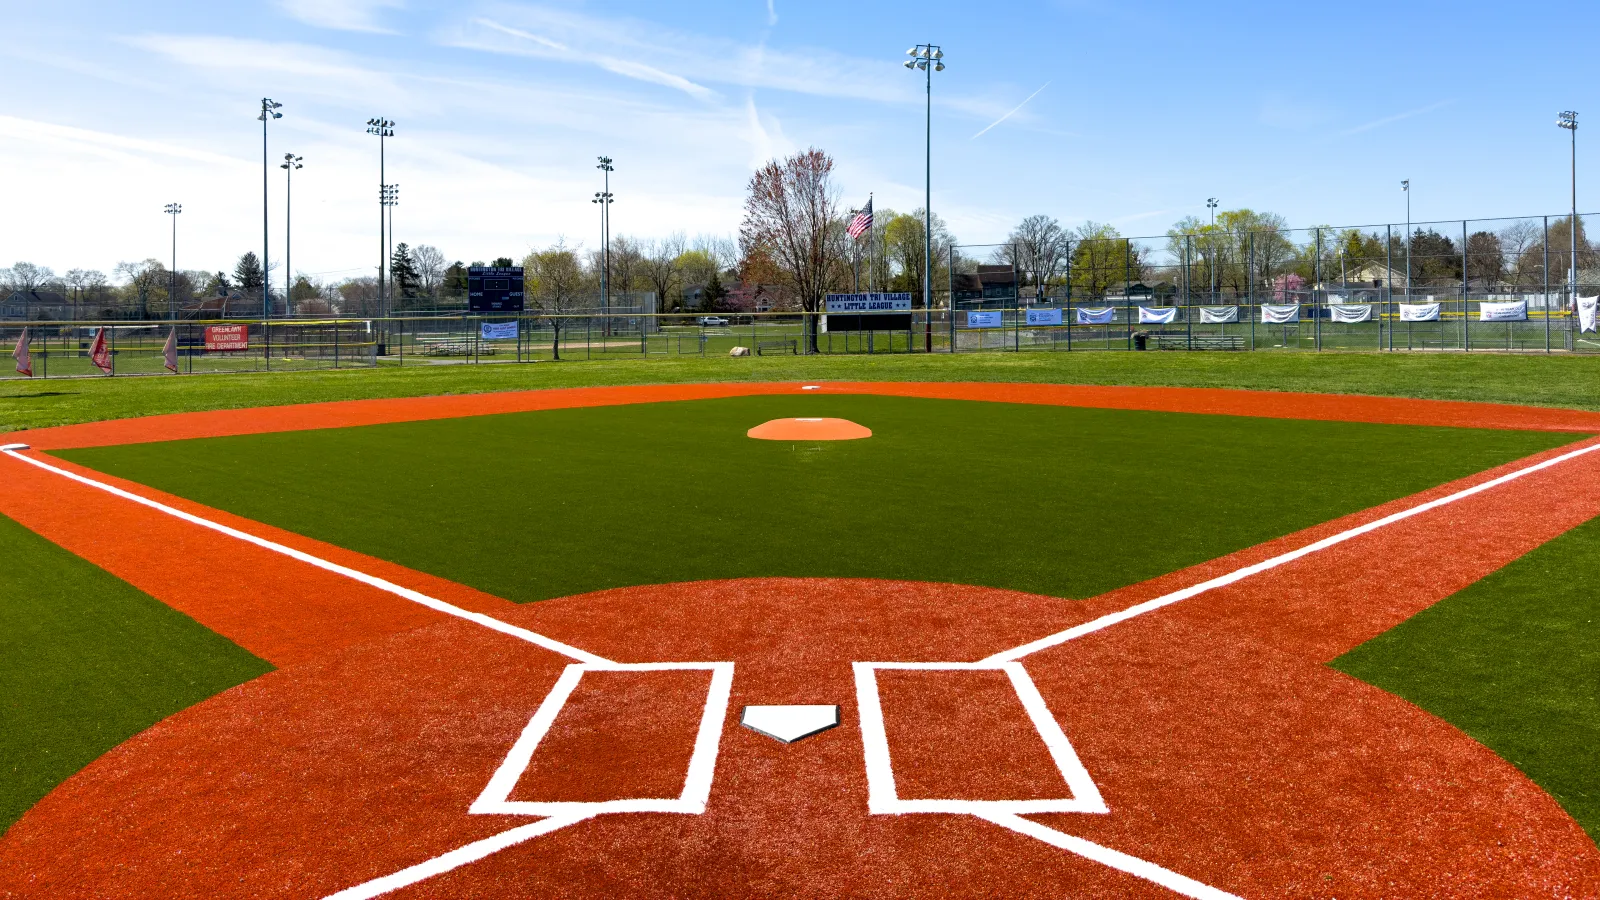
[17,442,1594,900]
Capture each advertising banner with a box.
[1075,307,1115,325]
[1260,304,1300,324]
[825,292,913,312]
[1025,308,1062,326]
[1579,296,1598,333]
[1328,304,1373,323]
[1199,306,1238,324]
[1137,306,1177,324]
[480,321,519,340]
[204,324,250,351]
[966,311,1003,328]
[1478,300,1528,322]
[1398,303,1440,322]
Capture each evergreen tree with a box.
[233,253,265,296]
[700,268,728,312]
[492,256,515,268]
[391,242,422,306]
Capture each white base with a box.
[0,443,30,452]
[740,705,840,743]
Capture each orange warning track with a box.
[3,384,1600,897]
[13,380,1600,451]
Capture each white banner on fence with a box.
[1328,304,1373,323]
[1478,300,1528,322]
[1137,306,1177,324]
[1076,307,1115,325]
[1579,296,1598,333]
[480,321,519,340]
[1199,306,1238,324]
[967,310,1004,328]
[1399,302,1441,322]
[1260,304,1300,324]
[1025,308,1063,326]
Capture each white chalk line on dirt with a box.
[985,437,1600,663]
[1,448,612,666]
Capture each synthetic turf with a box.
[53,395,1571,604]
[1334,513,1600,842]
[0,511,270,834]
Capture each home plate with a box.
[740,705,840,743]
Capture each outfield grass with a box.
[1334,515,1600,843]
[57,395,1569,604]
[7,350,1600,434]
[0,512,271,834]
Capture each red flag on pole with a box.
[163,327,179,373]
[89,328,112,374]
[11,327,31,377]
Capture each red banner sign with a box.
[204,324,249,351]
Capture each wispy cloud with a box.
[124,34,405,106]
[0,114,244,167]
[278,0,403,34]
[971,81,1049,139]
[473,19,717,102]
[766,0,778,26]
[1338,99,1453,136]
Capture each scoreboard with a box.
[468,266,525,312]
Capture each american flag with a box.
[846,197,873,239]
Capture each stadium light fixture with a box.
[367,117,395,316]
[904,43,945,353]
[164,203,182,320]
[258,99,283,321]
[1401,179,1410,300]
[596,156,615,326]
[1559,111,1579,315]
[280,154,303,316]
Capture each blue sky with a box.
[1,0,1595,279]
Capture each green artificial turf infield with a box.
[56,394,1571,604]
[0,512,271,834]
[1334,513,1600,843]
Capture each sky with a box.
[1,0,1596,281]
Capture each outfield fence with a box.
[1,298,1596,380]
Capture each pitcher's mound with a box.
[748,418,872,441]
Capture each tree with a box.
[114,259,168,319]
[640,234,686,311]
[608,236,643,292]
[443,262,469,303]
[524,243,587,360]
[882,209,953,301]
[740,148,845,351]
[4,262,53,293]
[290,276,321,309]
[1498,221,1542,287]
[1069,222,1141,299]
[234,252,265,299]
[699,268,728,312]
[1408,229,1460,285]
[675,248,719,294]
[412,244,447,302]
[1465,231,1504,284]
[492,256,515,268]
[391,243,421,306]
[996,215,1068,298]
[338,277,379,316]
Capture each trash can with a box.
[1133,331,1148,351]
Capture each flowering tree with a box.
[739,148,845,352]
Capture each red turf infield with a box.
[2,384,1600,898]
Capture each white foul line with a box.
[985,438,1600,663]
[1,448,611,666]
[974,812,1242,900]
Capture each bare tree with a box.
[525,242,588,360]
[608,236,643,292]
[5,262,53,294]
[1498,220,1542,287]
[639,234,686,311]
[412,244,447,301]
[995,215,1068,298]
[740,148,844,351]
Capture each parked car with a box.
[696,316,730,327]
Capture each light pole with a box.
[1206,197,1218,301]
[595,156,614,326]
[905,43,944,352]
[258,98,282,319]
[280,154,302,316]
[366,117,394,316]
[1559,111,1579,320]
[164,203,181,320]
[1401,179,1411,301]
[382,184,398,306]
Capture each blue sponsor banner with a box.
[480,321,519,340]
[967,311,1004,328]
[1025,308,1063,326]
[825,292,913,312]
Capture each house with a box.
[1342,262,1409,291]
[0,290,73,321]
[952,266,1018,304]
